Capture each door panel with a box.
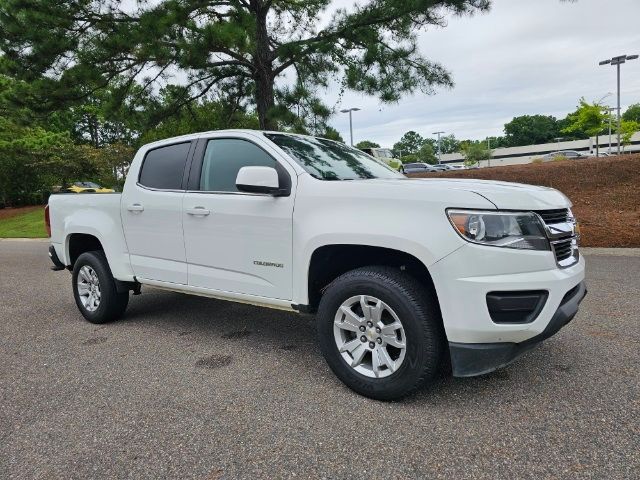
[121,141,192,284]
[122,189,187,284]
[183,193,293,298]
[183,137,294,299]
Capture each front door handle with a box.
[127,203,144,212]
[185,207,211,216]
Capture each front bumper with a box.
[428,241,586,376]
[448,280,587,376]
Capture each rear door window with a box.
[138,142,192,190]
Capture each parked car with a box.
[429,164,448,172]
[65,182,115,193]
[399,162,438,174]
[46,130,586,400]
[542,150,588,161]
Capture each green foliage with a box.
[318,126,344,142]
[438,134,460,154]
[416,143,437,164]
[392,131,424,157]
[618,120,639,150]
[355,140,381,149]
[504,115,561,146]
[622,104,640,123]
[485,136,509,148]
[399,154,419,164]
[460,142,491,166]
[0,0,489,131]
[140,101,259,145]
[0,83,135,204]
[562,99,607,139]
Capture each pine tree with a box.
[0,0,489,130]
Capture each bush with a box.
[5,191,49,207]
[400,154,418,164]
[531,158,544,164]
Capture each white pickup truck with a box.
[46,130,586,400]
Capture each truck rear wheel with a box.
[72,251,129,324]
[317,266,444,401]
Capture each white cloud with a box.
[325,0,640,146]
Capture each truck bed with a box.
[48,192,134,281]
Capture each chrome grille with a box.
[535,208,579,268]
[534,208,570,224]
[552,238,574,262]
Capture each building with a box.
[440,132,640,167]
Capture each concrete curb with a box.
[0,238,49,242]
[580,247,640,257]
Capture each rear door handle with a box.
[185,207,211,216]
[127,203,144,212]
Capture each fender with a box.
[63,207,135,281]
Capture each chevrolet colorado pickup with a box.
[46,130,586,400]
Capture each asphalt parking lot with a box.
[1,241,638,479]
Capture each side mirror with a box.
[236,166,283,195]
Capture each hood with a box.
[355,177,572,210]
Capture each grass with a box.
[0,207,47,238]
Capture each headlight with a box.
[447,209,550,251]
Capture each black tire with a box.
[72,251,129,324]
[317,266,444,401]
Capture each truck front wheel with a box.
[317,266,444,401]
[72,251,129,324]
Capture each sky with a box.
[326,0,640,147]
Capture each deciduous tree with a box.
[460,141,491,166]
[504,115,560,147]
[355,140,381,149]
[393,131,425,157]
[562,99,607,155]
[622,103,640,124]
[417,142,437,164]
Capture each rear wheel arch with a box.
[66,233,105,267]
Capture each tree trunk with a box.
[253,5,276,130]
[255,70,275,130]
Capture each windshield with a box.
[375,148,394,159]
[75,182,100,188]
[265,134,403,181]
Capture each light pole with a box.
[432,131,445,164]
[605,107,615,153]
[340,107,360,146]
[554,137,563,151]
[599,54,639,155]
